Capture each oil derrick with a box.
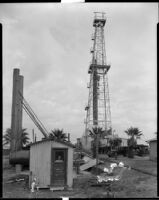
[84,12,112,137]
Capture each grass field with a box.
[2,155,158,198]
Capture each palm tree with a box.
[3,128,30,148]
[109,137,122,151]
[20,130,30,146]
[109,137,122,159]
[89,126,104,170]
[90,139,100,158]
[49,129,67,141]
[106,127,112,135]
[125,127,142,139]
[124,127,142,158]
[3,128,12,146]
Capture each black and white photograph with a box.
[1,2,158,198]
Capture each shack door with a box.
[51,148,67,186]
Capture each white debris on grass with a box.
[110,163,117,169]
[118,162,124,167]
[98,161,130,184]
[97,174,120,183]
[31,178,38,193]
[15,178,24,182]
[103,163,118,175]
[103,167,113,175]
[103,167,109,173]
[60,197,69,200]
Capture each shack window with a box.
[55,151,64,162]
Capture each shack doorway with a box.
[51,148,67,186]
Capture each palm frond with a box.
[49,128,67,141]
[3,128,30,147]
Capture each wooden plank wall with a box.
[30,141,51,187]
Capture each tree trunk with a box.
[115,147,117,160]
[128,147,134,158]
[91,141,96,158]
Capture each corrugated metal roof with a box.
[30,138,75,148]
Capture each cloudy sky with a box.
[1,3,158,144]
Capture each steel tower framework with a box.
[84,12,112,135]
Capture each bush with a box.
[107,150,117,158]
[136,149,144,156]
[117,147,128,156]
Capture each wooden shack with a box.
[29,139,75,189]
[147,138,157,161]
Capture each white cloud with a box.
[1,3,157,143]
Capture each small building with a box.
[80,134,129,154]
[146,138,157,161]
[30,138,75,189]
[120,138,128,147]
[80,135,93,152]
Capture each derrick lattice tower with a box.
[84,12,112,135]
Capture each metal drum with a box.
[9,150,30,166]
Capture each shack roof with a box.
[146,138,157,143]
[30,138,75,148]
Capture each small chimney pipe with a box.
[68,133,70,142]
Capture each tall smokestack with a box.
[17,75,23,149]
[11,69,23,152]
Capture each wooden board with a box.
[80,159,96,171]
